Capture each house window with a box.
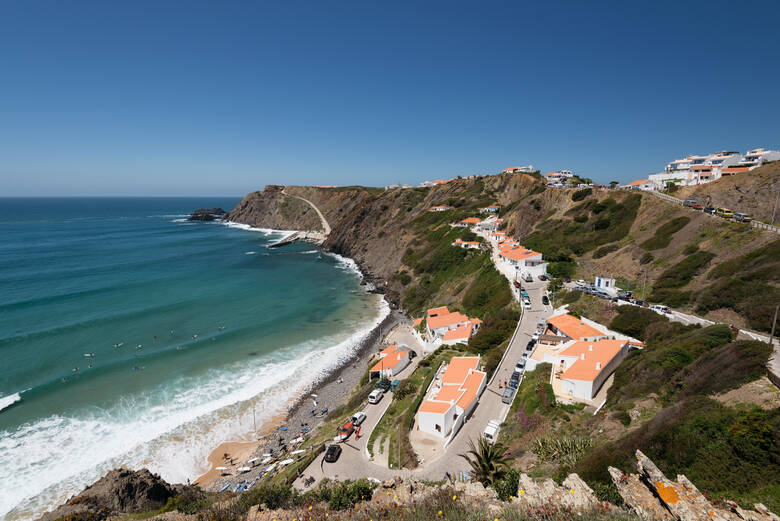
[453,414,458,421]
[435,424,441,432]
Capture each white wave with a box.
[297,250,320,255]
[0,392,21,413]
[324,251,363,277]
[244,251,257,255]
[1,297,389,521]
[222,221,297,239]
[149,214,189,218]
[170,218,189,223]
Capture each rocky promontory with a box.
[188,208,226,221]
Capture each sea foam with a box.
[1,298,389,521]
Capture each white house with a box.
[497,243,548,278]
[477,219,502,232]
[454,217,482,228]
[544,170,574,185]
[622,179,659,191]
[594,276,619,297]
[417,357,487,438]
[480,205,500,214]
[739,148,780,167]
[452,238,481,250]
[553,339,631,401]
[503,166,535,174]
[425,306,481,343]
[369,345,412,379]
[429,205,450,212]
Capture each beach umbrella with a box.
[279,427,287,431]
[215,466,228,470]
[246,458,259,463]
[279,459,294,466]
[237,466,251,473]
[290,449,305,455]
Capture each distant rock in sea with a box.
[188,208,226,221]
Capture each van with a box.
[368,389,384,404]
[523,272,533,283]
[734,213,752,222]
[482,420,501,445]
[716,208,734,218]
[683,199,698,207]
[501,387,515,404]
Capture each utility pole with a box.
[398,423,401,470]
[771,193,778,226]
[641,271,648,301]
[770,305,779,346]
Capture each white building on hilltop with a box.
[544,170,574,185]
[646,148,779,189]
[502,165,535,174]
[739,148,780,167]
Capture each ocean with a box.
[0,197,386,520]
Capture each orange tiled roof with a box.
[427,311,470,330]
[460,217,482,224]
[722,167,749,173]
[443,322,474,341]
[456,370,486,410]
[559,340,627,382]
[691,165,713,170]
[370,349,409,372]
[547,314,604,340]
[441,357,481,385]
[627,179,647,186]
[379,345,407,357]
[454,238,480,246]
[418,400,452,414]
[500,247,541,262]
[413,318,423,327]
[427,306,450,317]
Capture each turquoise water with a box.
[0,198,385,520]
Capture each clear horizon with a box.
[2,1,779,196]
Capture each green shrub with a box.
[395,270,412,286]
[327,479,376,510]
[492,469,521,501]
[533,434,594,466]
[649,288,691,308]
[609,305,669,340]
[683,243,699,255]
[572,188,592,201]
[593,243,620,259]
[612,410,631,426]
[574,214,588,223]
[652,250,715,289]
[640,216,691,250]
[640,252,654,265]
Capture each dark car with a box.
[542,295,550,305]
[563,276,571,283]
[409,350,417,359]
[324,444,342,463]
[703,206,715,214]
[526,339,536,349]
[538,274,548,281]
[376,378,391,392]
[509,373,520,389]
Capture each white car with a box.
[368,389,384,404]
[522,300,531,309]
[350,411,367,426]
[650,304,671,314]
[482,420,501,445]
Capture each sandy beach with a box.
[195,308,404,490]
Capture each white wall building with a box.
[416,357,487,438]
[594,276,619,297]
[544,170,574,185]
[369,345,412,379]
[740,148,780,167]
[502,165,535,174]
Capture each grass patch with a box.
[639,216,690,251]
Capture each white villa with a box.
[477,218,502,232]
[496,240,547,278]
[502,165,536,174]
[369,345,412,379]
[480,205,500,213]
[416,356,487,439]
[454,217,483,228]
[452,238,481,250]
[526,310,644,403]
[544,170,574,184]
[429,205,450,212]
[622,178,659,191]
[425,306,481,345]
[646,147,777,189]
[740,148,780,167]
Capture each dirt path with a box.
[282,189,331,234]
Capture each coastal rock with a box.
[512,472,603,512]
[188,208,226,221]
[611,450,779,521]
[38,468,179,521]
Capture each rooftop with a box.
[441,356,481,385]
[427,311,470,330]
[547,313,604,340]
[559,339,627,382]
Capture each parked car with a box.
[501,387,516,404]
[526,339,536,350]
[542,295,550,305]
[633,299,648,307]
[515,359,526,372]
[337,421,355,441]
[350,411,367,426]
[683,199,698,207]
[522,300,531,310]
[482,420,501,445]
[368,389,384,404]
[563,277,571,283]
[716,207,734,218]
[650,304,671,314]
[691,203,703,210]
[508,374,520,390]
[538,274,548,281]
[531,331,540,341]
[703,206,715,214]
[523,273,533,283]
[734,213,752,222]
[376,378,391,392]
[324,444,342,462]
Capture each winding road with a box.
[281,188,331,234]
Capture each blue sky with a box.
[2,1,779,195]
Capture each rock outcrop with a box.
[610,450,779,521]
[38,468,180,521]
[188,208,226,221]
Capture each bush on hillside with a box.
[651,250,715,289]
[648,288,690,308]
[593,243,620,259]
[639,252,654,265]
[571,188,592,201]
[609,305,669,340]
[639,216,691,251]
[577,397,780,513]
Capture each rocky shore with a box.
[188,208,226,221]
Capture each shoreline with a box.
[195,308,403,490]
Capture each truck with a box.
[482,420,501,445]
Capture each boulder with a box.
[513,472,604,512]
[188,208,226,221]
[38,468,179,521]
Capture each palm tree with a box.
[460,437,509,486]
